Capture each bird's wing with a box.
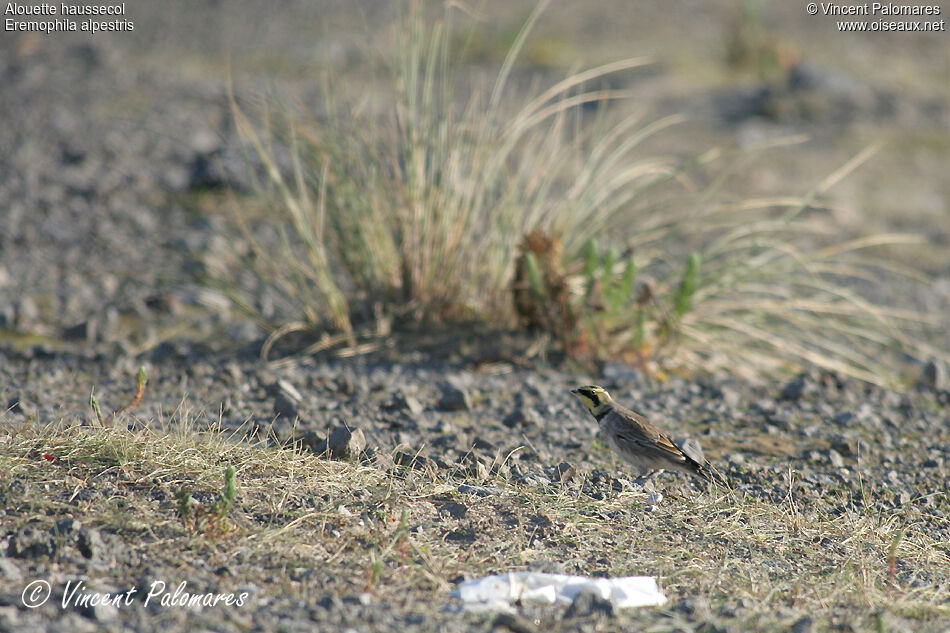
[609,407,717,476]
[613,426,690,465]
[607,408,690,465]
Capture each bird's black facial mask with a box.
[571,386,611,419]
[573,386,604,405]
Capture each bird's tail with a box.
[694,461,729,487]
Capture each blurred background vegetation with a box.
[160,0,949,383]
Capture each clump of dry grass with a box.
[222,4,670,324]
[216,3,942,382]
[217,2,677,345]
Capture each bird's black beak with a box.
[569,388,579,395]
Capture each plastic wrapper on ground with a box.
[452,572,667,612]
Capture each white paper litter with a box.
[453,572,666,612]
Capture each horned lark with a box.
[570,385,724,486]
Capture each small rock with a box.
[674,596,712,620]
[493,613,541,633]
[288,567,312,581]
[62,319,97,343]
[77,528,107,560]
[405,613,426,626]
[0,559,22,581]
[893,491,912,505]
[0,303,12,329]
[6,396,35,417]
[526,559,566,574]
[149,340,186,362]
[826,449,845,468]
[276,379,303,400]
[564,588,614,619]
[437,502,468,519]
[831,434,868,457]
[717,386,742,408]
[272,392,299,420]
[502,407,537,428]
[752,398,777,415]
[676,438,705,463]
[336,376,355,396]
[393,451,434,471]
[457,484,502,496]
[917,360,945,391]
[52,518,82,536]
[9,526,55,559]
[144,292,183,315]
[780,375,814,401]
[555,462,577,483]
[52,612,98,633]
[188,152,225,191]
[792,615,814,633]
[545,462,577,484]
[269,418,298,443]
[273,380,303,419]
[15,297,39,329]
[390,392,424,415]
[472,436,496,451]
[316,594,344,611]
[615,477,642,493]
[320,426,366,460]
[646,492,663,504]
[438,383,471,411]
[469,458,490,481]
[833,411,856,426]
[89,601,119,622]
[445,528,476,543]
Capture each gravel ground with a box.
[1,2,949,632]
[1,348,949,632]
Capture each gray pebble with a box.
[503,407,537,428]
[917,360,945,391]
[0,559,22,581]
[322,426,366,460]
[563,588,614,619]
[273,391,300,420]
[827,449,845,468]
[8,526,55,559]
[77,528,107,560]
[438,383,471,411]
[6,396,36,417]
[457,484,502,496]
[792,615,814,633]
[437,502,468,519]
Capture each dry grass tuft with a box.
[210,2,946,385]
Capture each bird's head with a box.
[570,385,613,418]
